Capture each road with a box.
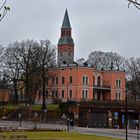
[0,120,140,140]
[76,127,139,140]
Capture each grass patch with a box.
[2,104,19,110]
[3,104,59,111]
[0,131,123,140]
[31,104,59,111]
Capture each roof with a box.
[62,9,71,29]
[58,36,74,45]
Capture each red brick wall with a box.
[35,66,125,103]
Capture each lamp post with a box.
[125,90,128,140]
[27,104,30,121]
[34,112,38,130]
[88,110,91,128]
[139,112,140,140]
[61,113,66,130]
[67,118,70,132]
[44,109,47,123]
[18,113,22,127]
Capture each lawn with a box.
[3,104,59,111]
[0,131,123,140]
[32,104,59,111]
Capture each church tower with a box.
[58,9,74,65]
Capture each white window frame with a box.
[82,89,88,98]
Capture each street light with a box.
[67,118,70,132]
[44,109,47,123]
[27,104,30,121]
[61,113,66,130]
[18,113,22,127]
[87,110,91,128]
[34,112,38,130]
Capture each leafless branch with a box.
[128,0,140,10]
[0,0,7,10]
[0,0,10,22]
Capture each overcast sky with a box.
[0,0,140,60]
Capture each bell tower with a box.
[58,9,74,65]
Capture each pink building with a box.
[35,9,125,104]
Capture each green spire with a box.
[62,9,71,29]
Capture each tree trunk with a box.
[13,81,18,105]
[41,71,46,110]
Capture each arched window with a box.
[86,76,88,84]
[69,90,72,98]
[83,76,85,84]
[56,77,58,84]
[52,77,55,84]
[61,90,64,98]
[69,76,72,84]
[62,30,65,36]
[62,76,65,84]
[82,76,88,84]
[116,80,121,87]
[97,76,101,86]
[93,76,95,85]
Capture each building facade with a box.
[36,9,126,104]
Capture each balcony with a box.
[93,85,111,91]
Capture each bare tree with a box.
[0,0,10,22]
[0,40,56,107]
[87,51,126,70]
[128,0,140,10]
[125,57,140,95]
[13,40,40,104]
[76,58,85,65]
[36,40,56,109]
[0,44,22,104]
[87,51,104,68]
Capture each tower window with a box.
[62,30,65,36]
[67,31,71,36]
